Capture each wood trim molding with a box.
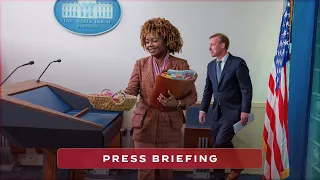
[251,101,266,108]
[74,108,89,118]
[194,101,266,108]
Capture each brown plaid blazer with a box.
[125,55,197,143]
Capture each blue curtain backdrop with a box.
[288,0,319,179]
[305,4,320,178]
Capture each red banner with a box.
[57,148,262,169]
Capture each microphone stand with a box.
[0,61,34,86]
[37,59,61,83]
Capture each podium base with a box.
[0,146,18,172]
[43,149,87,180]
[0,161,18,172]
[17,148,43,166]
[85,169,119,180]
[187,171,212,179]
[184,127,213,179]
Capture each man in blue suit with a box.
[199,33,253,180]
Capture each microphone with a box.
[36,59,62,83]
[0,61,35,86]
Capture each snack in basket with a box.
[88,89,137,111]
[149,69,198,111]
[104,90,113,96]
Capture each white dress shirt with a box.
[200,52,229,114]
[217,52,229,71]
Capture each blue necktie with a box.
[216,61,222,82]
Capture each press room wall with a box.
[1,0,283,174]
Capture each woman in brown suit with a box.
[124,17,197,180]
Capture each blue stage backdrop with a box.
[305,2,320,179]
[288,0,319,179]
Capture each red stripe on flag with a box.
[268,73,275,95]
[282,67,289,151]
[265,102,273,178]
[275,90,285,174]
[266,100,283,176]
[266,138,272,178]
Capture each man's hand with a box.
[240,112,249,126]
[199,111,206,124]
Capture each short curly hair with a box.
[140,17,183,54]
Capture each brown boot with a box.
[226,169,241,180]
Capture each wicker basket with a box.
[88,89,137,111]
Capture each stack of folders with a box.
[149,69,198,111]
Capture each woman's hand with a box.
[158,90,178,108]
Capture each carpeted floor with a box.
[0,166,262,180]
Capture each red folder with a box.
[149,71,197,111]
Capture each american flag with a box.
[263,0,293,179]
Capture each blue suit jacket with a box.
[200,53,253,126]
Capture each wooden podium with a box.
[184,103,213,148]
[183,103,214,179]
[0,80,123,180]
